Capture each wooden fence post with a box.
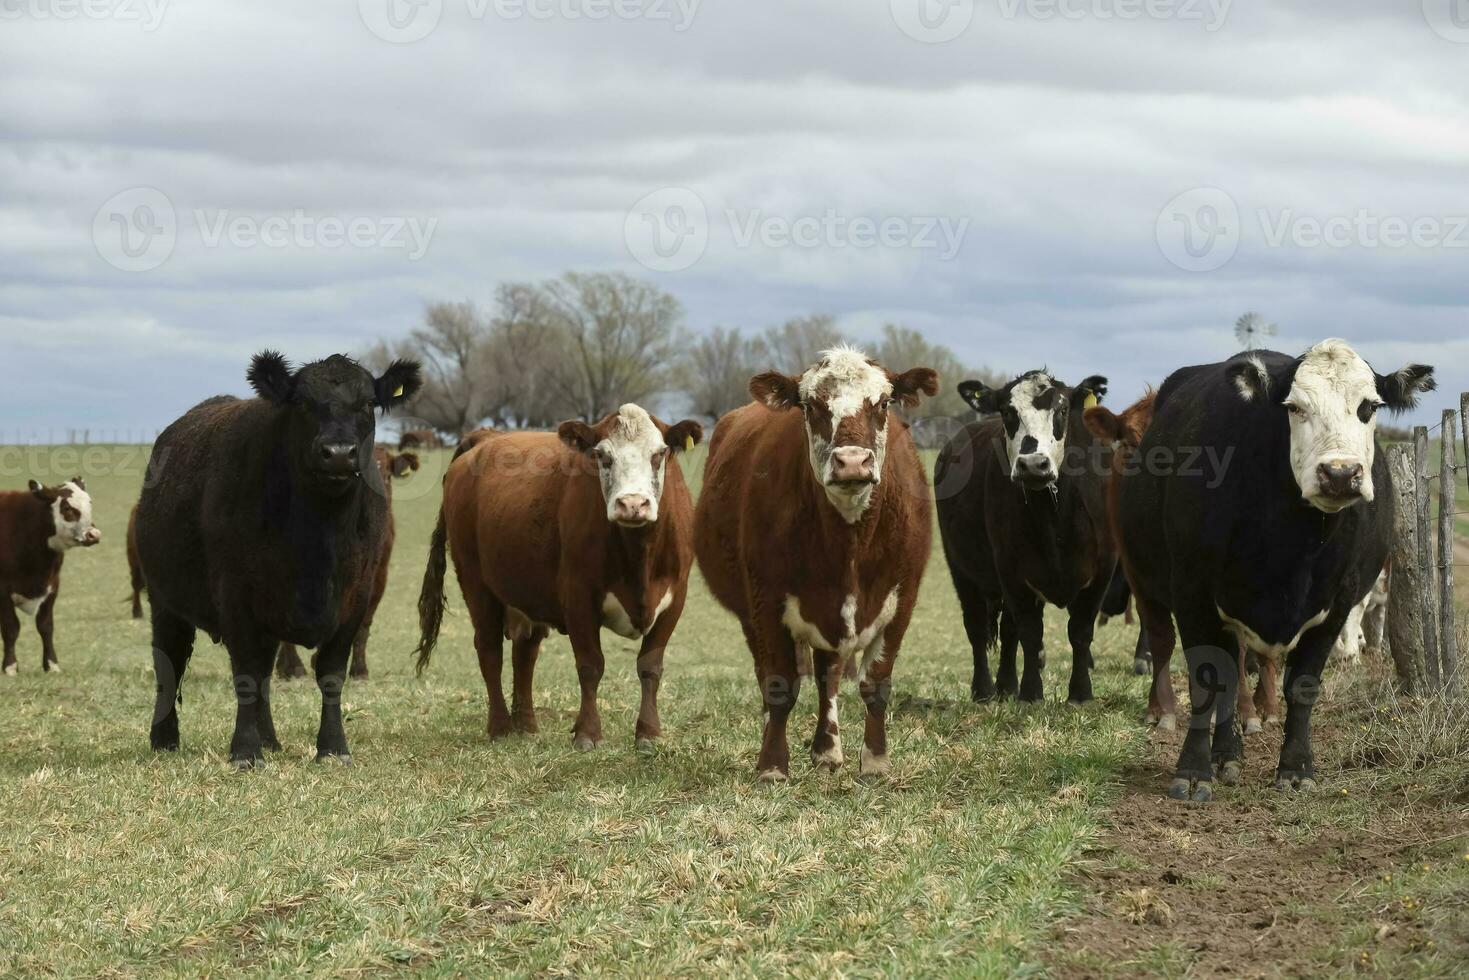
[1415,427,1441,689]
[1441,411,1460,689]
[1387,445,1429,694]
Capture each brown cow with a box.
[415,405,702,750]
[695,347,938,782]
[399,429,443,451]
[0,478,102,674]
[275,447,420,680]
[1085,391,1279,734]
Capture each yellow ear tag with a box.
[1083,392,1098,410]
[684,435,695,452]
[393,384,405,399]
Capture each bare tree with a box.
[401,300,496,436]
[498,272,683,421]
[872,323,1003,419]
[757,314,845,374]
[679,326,765,419]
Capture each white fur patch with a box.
[48,482,99,552]
[11,589,52,616]
[1283,339,1383,509]
[1219,606,1330,661]
[596,404,669,524]
[797,347,892,522]
[782,589,899,682]
[600,590,670,640]
[1005,374,1066,478]
[1234,355,1268,402]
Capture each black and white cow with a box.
[936,370,1114,704]
[1120,340,1433,801]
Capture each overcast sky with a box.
[2,0,1466,437]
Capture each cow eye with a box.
[1358,400,1380,424]
[652,448,668,465]
[1286,403,1304,418]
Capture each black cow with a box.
[136,352,421,768]
[936,371,1114,704]
[1120,340,1433,801]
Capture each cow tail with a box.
[414,505,449,675]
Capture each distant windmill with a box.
[1235,312,1278,351]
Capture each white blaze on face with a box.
[595,404,668,524]
[48,482,100,552]
[798,346,892,522]
[1284,340,1383,510]
[1004,373,1067,480]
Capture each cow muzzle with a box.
[1013,453,1057,489]
[611,494,654,528]
[827,446,876,487]
[1312,461,1365,511]
[314,442,361,480]
[77,528,102,547]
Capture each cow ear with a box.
[749,372,802,410]
[391,452,420,477]
[1377,364,1436,413]
[1083,406,1122,443]
[958,380,1000,415]
[890,368,940,408]
[1227,355,1275,404]
[374,359,423,411]
[558,420,599,454]
[70,476,86,492]
[28,480,46,498]
[1071,375,1108,410]
[663,419,704,453]
[247,350,296,403]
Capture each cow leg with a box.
[1065,572,1111,705]
[224,632,275,769]
[349,623,370,679]
[461,585,511,739]
[636,593,684,750]
[510,631,543,735]
[149,609,194,752]
[1007,592,1046,703]
[1169,622,1241,802]
[1132,620,1151,676]
[275,643,308,680]
[810,649,843,771]
[1253,655,1281,727]
[256,651,282,752]
[753,611,801,783]
[1,594,19,676]
[1237,638,1263,735]
[1141,597,1178,730]
[950,567,996,702]
[36,583,59,673]
[994,608,1021,699]
[313,622,357,764]
[567,613,606,752]
[1276,634,1333,792]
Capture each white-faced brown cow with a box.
[0,479,102,674]
[415,405,702,750]
[695,347,938,782]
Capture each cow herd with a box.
[0,339,1434,802]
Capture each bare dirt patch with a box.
[1047,707,1468,978]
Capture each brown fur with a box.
[694,392,934,780]
[275,448,420,680]
[415,416,700,747]
[0,489,66,673]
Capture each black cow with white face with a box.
[935,370,1115,704]
[136,351,421,768]
[1120,340,1433,801]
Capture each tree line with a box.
[363,271,1004,441]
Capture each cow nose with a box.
[830,447,876,484]
[82,528,102,546]
[318,442,358,472]
[1014,454,1056,485]
[1317,461,1364,498]
[613,494,652,525]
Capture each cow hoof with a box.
[43,663,60,674]
[1157,714,1177,732]
[756,768,789,785]
[1244,717,1263,736]
[315,753,353,766]
[2,664,15,676]
[1066,695,1094,707]
[1133,657,1150,676]
[1217,760,1242,786]
[858,748,889,780]
[572,735,599,752]
[635,737,657,754]
[232,757,259,772]
[1168,778,1213,803]
[1265,714,1280,727]
[1274,774,1316,793]
[811,748,844,772]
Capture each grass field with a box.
[1,443,1467,977]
